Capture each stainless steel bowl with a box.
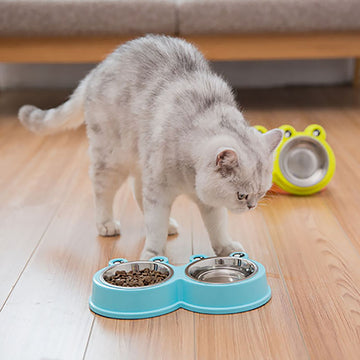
[185,257,258,284]
[279,136,329,187]
[101,261,173,288]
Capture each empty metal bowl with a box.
[279,136,329,188]
[185,257,258,284]
[101,261,173,288]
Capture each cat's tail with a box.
[18,75,89,135]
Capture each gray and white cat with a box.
[19,35,282,259]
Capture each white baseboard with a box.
[0,59,354,90]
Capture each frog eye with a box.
[304,125,326,140]
[284,130,292,138]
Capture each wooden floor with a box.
[0,87,360,359]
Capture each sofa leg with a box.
[354,58,360,88]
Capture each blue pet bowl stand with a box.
[89,253,271,319]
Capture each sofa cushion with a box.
[178,0,360,35]
[0,0,176,37]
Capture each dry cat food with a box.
[103,267,169,287]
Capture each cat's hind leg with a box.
[86,104,128,237]
[90,163,127,236]
[131,176,179,236]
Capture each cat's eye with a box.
[237,192,247,201]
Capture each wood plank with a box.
[186,32,360,61]
[191,202,309,359]
[261,195,360,359]
[0,90,113,359]
[0,90,74,300]
[318,88,360,254]
[85,309,194,360]
[0,158,130,359]
[0,161,91,358]
[0,126,89,307]
[1,32,360,63]
[0,91,87,307]
[301,89,360,254]
[0,36,135,63]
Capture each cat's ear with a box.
[216,147,238,175]
[263,129,283,153]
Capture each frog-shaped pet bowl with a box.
[89,253,271,319]
[256,124,336,195]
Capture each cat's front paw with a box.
[168,217,179,236]
[97,220,121,237]
[140,247,162,260]
[213,241,244,257]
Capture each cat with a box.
[18,35,283,259]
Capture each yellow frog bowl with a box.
[255,124,336,195]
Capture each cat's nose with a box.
[247,204,255,210]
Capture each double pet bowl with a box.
[89,253,271,319]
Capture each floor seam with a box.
[0,210,55,312]
[305,89,360,260]
[260,209,311,360]
[82,316,96,360]
[322,195,360,261]
[191,206,197,360]
[0,154,85,312]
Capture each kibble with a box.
[103,268,169,287]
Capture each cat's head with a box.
[195,128,283,213]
